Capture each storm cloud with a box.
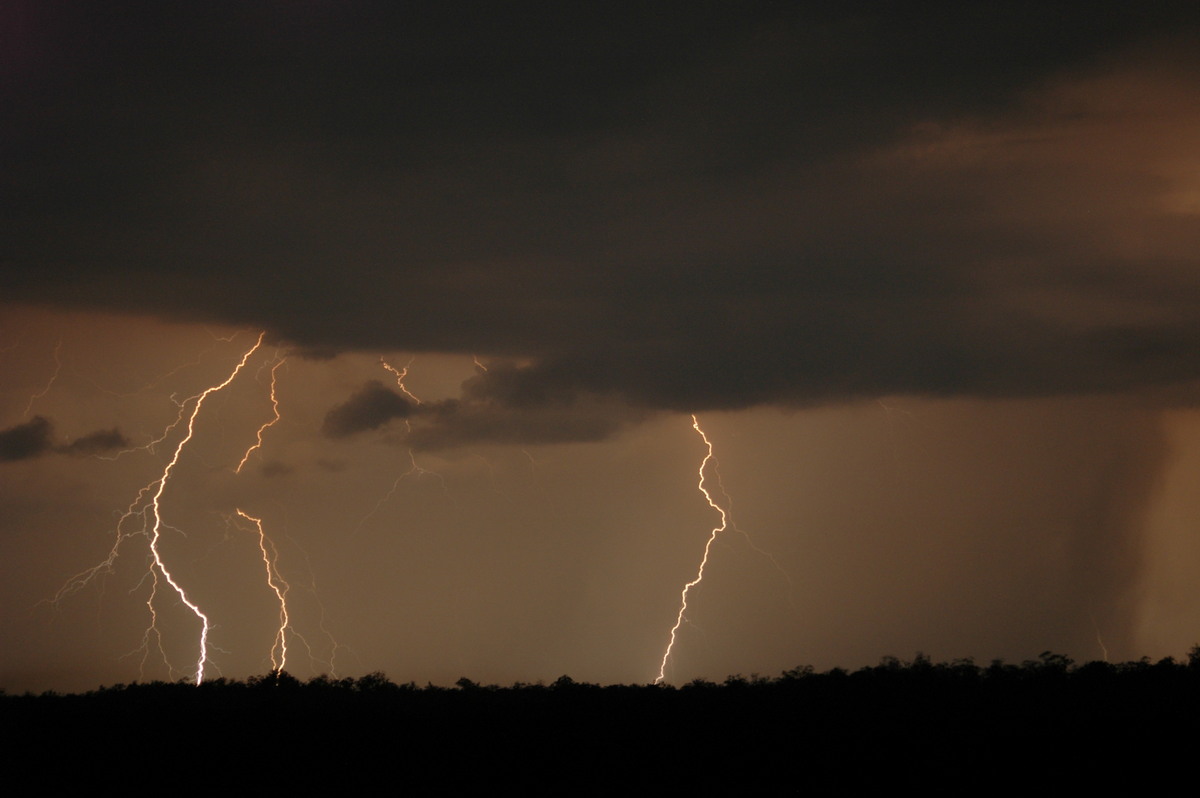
[3,3,1199,421]
[408,364,648,449]
[6,4,1200,694]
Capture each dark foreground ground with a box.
[5,653,1198,791]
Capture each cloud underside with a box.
[0,417,129,462]
[322,365,645,450]
[5,4,1200,420]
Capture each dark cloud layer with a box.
[5,3,1200,423]
[408,363,647,450]
[323,363,647,450]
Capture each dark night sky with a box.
[4,3,1200,692]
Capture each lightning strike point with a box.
[147,331,264,684]
[235,509,291,673]
[287,542,343,676]
[51,332,265,682]
[655,415,730,684]
[1090,612,1110,662]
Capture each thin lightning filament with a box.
[236,357,285,473]
[148,332,264,684]
[655,415,729,684]
[237,509,291,673]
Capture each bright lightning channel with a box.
[235,509,291,673]
[50,332,265,683]
[708,450,796,609]
[381,356,422,405]
[98,370,233,462]
[655,415,731,685]
[381,355,422,436]
[353,357,451,533]
[236,356,286,473]
[86,329,252,400]
[50,482,160,607]
[146,332,264,684]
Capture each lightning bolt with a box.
[354,449,451,534]
[96,390,195,461]
[48,482,159,606]
[381,355,423,436]
[235,509,291,673]
[23,337,62,417]
[708,452,796,610]
[236,356,286,473]
[1090,612,1110,662]
[123,566,179,681]
[86,330,250,399]
[287,541,344,676]
[146,331,264,684]
[381,356,423,405]
[96,338,265,462]
[353,357,454,534]
[48,332,265,684]
[655,415,731,685]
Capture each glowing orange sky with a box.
[4,5,1200,692]
[2,307,1199,693]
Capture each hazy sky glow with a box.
[4,3,1200,692]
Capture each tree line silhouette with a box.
[7,651,1199,790]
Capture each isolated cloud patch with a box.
[322,380,414,438]
[0,416,130,462]
[58,428,129,456]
